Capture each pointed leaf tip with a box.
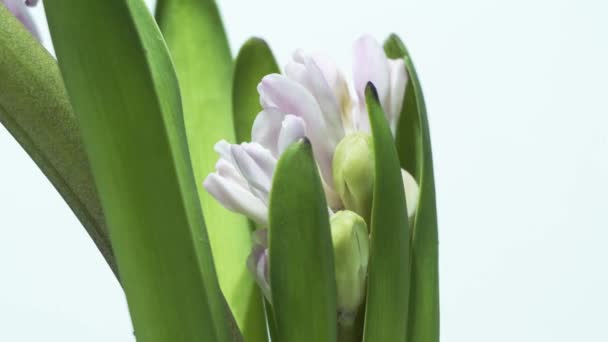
[269,137,337,342]
[365,81,380,101]
[363,71,410,342]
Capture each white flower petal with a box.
[277,115,306,155]
[251,108,284,156]
[242,143,277,178]
[388,58,408,134]
[285,50,345,141]
[353,35,391,132]
[258,74,336,187]
[214,140,234,163]
[401,169,420,220]
[310,53,357,133]
[203,173,268,225]
[215,159,248,189]
[247,245,271,302]
[230,144,274,204]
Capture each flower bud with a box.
[330,210,370,323]
[332,132,375,222]
[401,169,420,221]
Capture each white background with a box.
[1,0,607,341]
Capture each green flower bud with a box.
[332,132,375,222]
[330,210,370,323]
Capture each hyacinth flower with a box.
[0,1,438,342]
[204,35,420,331]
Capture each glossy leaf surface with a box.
[385,33,440,342]
[269,139,337,342]
[363,84,410,342]
[232,37,279,143]
[155,2,264,339]
[46,1,231,340]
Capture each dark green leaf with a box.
[233,37,279,143]
[363,83,410,342]
[45,1,230,340]
[269,139,337,342]
[384,33,440,342]
[0,6,116,276]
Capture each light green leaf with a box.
[363,83,410,342]
[233,37,279,143]
[0,6,117,277]
[384,34,440,342]
[45,1,232,341]
[155,2,264,340]
[269,139,337,342]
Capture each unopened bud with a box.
[401,169,420,220]
[332,133,375,222]
[330,210,370,323]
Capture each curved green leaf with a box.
[384,34,440,342]
[363,84,410,342]
[155,3,264,340]
[0,6,117,276]
[269,139,337,342]
[233,37,279,143]
[45,1,231,341]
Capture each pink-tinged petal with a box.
[286,50,345,141]
[251,108,284,156]
[258,74,337,187]
[277,115,306,155]
[311,53,357,133]
[247,245,271,302]
[242,143,277,179]
[230,144,274,204]
[214,140,234,163]
[353,35,391,106]
[354,104,370,134]
[2,0,39,40]
[215,159,248,189]
[387,58,408,134]
[203,173,268,225]
[353,35,391,132]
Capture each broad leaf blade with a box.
[384,34,440,342]
[269,139,337,342]
[233,37,279,143]
[363,84,410,342]
[45,1,230,341]
[0,6,116,276]
[155,2,264,340]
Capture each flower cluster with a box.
[204,35,419,319]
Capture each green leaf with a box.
[0,6,117,277]
[363,84,410,342]
[233,37,279,143]
[269,139,337,342]
[45,1,232,341]
[155,2,265,340]
[384,34,440,342]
